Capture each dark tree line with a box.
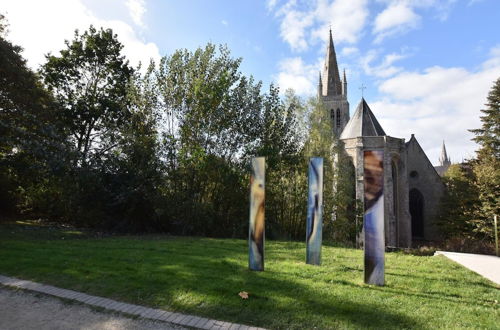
[0,18,356,242]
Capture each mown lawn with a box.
[0,221,498,329]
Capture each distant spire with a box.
[342,68,347,96]
[439,140,451,167]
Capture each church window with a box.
[409,170,419,179]
[336,108,341,127]
[330,109,334,121]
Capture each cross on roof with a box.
[359,84,367,97]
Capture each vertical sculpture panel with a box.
[249,157,265,271]
[363,150,385,285]
[306,157,324,265]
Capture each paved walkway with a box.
[434,251,500,285]
[0,275,264,330]
[0,287,184,330]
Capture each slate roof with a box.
[339,98,386,139]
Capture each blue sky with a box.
[2,0,500,164]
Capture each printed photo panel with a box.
[363,150,385,285]
[249,157,265,271]
[306,157,323,265]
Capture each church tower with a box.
[434,140,451,176]
[318,29,350,136]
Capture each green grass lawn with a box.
[0,221,498,329]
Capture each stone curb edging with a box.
[0,275,265,330]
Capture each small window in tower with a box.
[330,109,334,121]
[336,108,341,127]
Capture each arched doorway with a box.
[409,188,424,238]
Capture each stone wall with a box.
[406,135,445,241]
[341,136,412,248]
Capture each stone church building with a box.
[319,30,450,247]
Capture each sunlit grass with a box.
[0,221,498,329]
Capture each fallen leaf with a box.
[238,291,249,299]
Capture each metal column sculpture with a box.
[306,157,323,265]
[249,157,265,271]
[363,150,385,285]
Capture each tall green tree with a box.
[469,77,500,239]
[156,44,267,236]
[41,25,133,166]
[108,62,166,232]
[470,78,500,160]
[255,86,301,166]
[34,26,137,226]
[259,89,305,239]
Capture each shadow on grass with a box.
[1,224,497,329]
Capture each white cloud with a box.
[373,2,420,43]
[221,20,228,26]
[361,49,409,78]
[126,0,146,28]
[274,57,321,95]
[2,0,160,69]
[271,0,458,49]
[272,0,368,52]
[267,0,279,11]
[372,0,457,42]
[370,46,500,164]
[277,4,315,51]
[341,47,359,56]
[310,0,369,45]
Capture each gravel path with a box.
[0,287,185,330]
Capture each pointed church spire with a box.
[439,140,451,166]
[322,28,342,96]
[329,27,334,48]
